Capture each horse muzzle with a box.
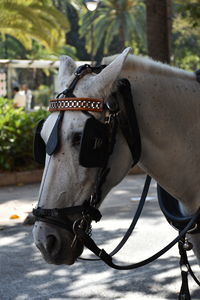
[33,221,84,265]
[32,202,102,265]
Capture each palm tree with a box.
[79,0,146,56]
[52,0,89,60]
[0,0,70,52]
[146,0,172,63]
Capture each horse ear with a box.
[58,56,77,91]
[95,47,131,95]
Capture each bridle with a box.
[33,64,200,299]
[33,63,141,244]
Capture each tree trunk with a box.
[146,0,172,63]
[118,14,125,52]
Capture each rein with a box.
[33,64,200,299]
[74,206,200,270]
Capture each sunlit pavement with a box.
[0,174,200,300]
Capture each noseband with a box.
[33,63,141,242]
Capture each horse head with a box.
[32,48,134,265]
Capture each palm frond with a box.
[80,0,146,56]
[0,0,69,51]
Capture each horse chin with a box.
[42,245,83,265]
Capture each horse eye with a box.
[72,132,82,146]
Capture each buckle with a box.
[187,223,198,234]
[74,64,92,77]
[33,207,44,217]
[51,209,59,217]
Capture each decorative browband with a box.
[49,97,104,112]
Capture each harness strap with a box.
[56,64,107,99]
[115,78,141,165]
[74,207,200,270]
[90,115,118,208]
[80,175,151,262]
[109,175,151,256]
[33,203,102,223]
[46,111,64,156]
[178,235,200,299]
[179,236,200,281]
[36,216,73,232]
[179,237,191,300]
[33,119,46,165]
[195,69,200,83]
[179,270,190,300]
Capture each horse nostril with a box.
[46,235,57,254]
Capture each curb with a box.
[0,169,43,187]
[0,165,143,187]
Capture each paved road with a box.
[0,174,200,300]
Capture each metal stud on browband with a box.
[49,97,104,112]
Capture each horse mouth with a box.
[42,251,79,265]
[36,239,84,265]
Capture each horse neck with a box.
[121,67,200,213]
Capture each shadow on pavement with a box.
[1,222,200,300]
[1,175,200,299]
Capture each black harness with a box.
[33,65,200,299]
[158,185,200,234]
[33,64,141,240]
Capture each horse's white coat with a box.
[33,48,200,265]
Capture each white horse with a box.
[33,48,200,266]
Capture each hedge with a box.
[0,98,49,171]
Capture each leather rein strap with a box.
[74,208,200,270]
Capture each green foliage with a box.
[0,0,200,74]
[0,35,27,59]
[79,0,146,56]
[0,97,49,171]
[52,0,88,60]
[0,0,70,52]
[176,0,200,28]
[172,1,200,70]
[32,85,53,107]
[25,42,77,60]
